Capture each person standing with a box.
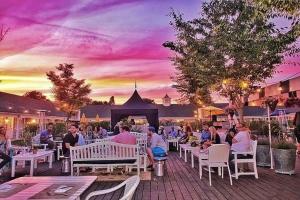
[62,124,79,156]
[0,126,11,171]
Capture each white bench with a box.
[70,141,140,176]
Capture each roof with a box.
[81,104,197,118]
[243,106,267,117]
[119,90,156,109]
[0,91,66,117]
[81,104,116,118]
[163,94,170,99]
[157,104,197,118]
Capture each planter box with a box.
[272,148,296,175]
[256,145,270,167]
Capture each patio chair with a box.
[199,144,232,186]
[85,175,140,200]
[232,140,258,179]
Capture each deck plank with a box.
[1,151,300,200]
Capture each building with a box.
[81,91,199,123]
[0,92,66,138]
[248,75,300,106]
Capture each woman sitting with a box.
[178,126,193,144]
[202,126,220,148]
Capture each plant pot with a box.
[272,148,296,175]
[256,145,271,167]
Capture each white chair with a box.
[232,140,258,179]
[199,144,232,186]
[85,175,140,200]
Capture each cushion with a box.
[154,157,167,161]
[73,159,137,165]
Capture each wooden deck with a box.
[1,152,300,200]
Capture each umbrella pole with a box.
[268,106,274,169]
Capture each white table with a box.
[191,148,208,168]
[179,144,198,162]
[11,150,53,177]
[0,176,97,200]
[167,138,180,151]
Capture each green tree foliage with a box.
[142,98,156,104]
[47,64,91,121]
[23,90,49,101]
[163,0,299,121]
[253,0,300,16]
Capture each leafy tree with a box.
[143,98,156,104]
[109,96,115,105]
[91,100,108,105]
[163,0,299,122]
[47,64,91,121]
[253,0,300,16]
[24,90,49,101]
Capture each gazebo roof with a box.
[121,90,155,109]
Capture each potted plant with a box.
[272,140,297,175]
[264,97,278,112]
[284,97,300,107]
[256,138,271,167]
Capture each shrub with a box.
[53,123,67,138]
[272,141,296,150]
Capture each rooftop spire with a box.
[135,80,137,90]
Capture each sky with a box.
[0,0,299,104]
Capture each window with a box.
[288,91,297,98]
[280,80,290,94]
[259,88,265,98]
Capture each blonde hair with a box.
[209,126,217,140]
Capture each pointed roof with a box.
[123,90,147,106]
[163,94,170,99]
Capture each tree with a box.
[47,64,91,121]
[24,90,49,101]
[253,0,300,16]
[91,100,108,105]
[143,98,156,104]
[163,0,299,122]
[0,24,9,42]
[109,96,115,105]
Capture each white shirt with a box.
[231,130,250,152]
[151,133,167,152]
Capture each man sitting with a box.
[228,123,251,174]
[146,126,167,170]
[62,123,79,157]
[112,125,136,145]
[200,122,211,144]
[40,123,55,149]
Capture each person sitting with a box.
[225,128,237,146]
[0,126,11,172]
[228,123,251,174]
[99,126,108,138]
[203,126,221,147]
[62,123,79,157]
[200,122,211,144]
[178,126,193,144]
[77,127,86,146]
[40,123,55,149]
[112,125,136,145]
[146,126,167,170]
[169,126,178,138]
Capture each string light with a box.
[241,81,249,89]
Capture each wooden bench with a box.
[70,141,140,176]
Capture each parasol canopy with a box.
[95,114,100,122]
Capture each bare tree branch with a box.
[0,24,9,42]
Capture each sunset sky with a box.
[0,0,299,104]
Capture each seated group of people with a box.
[176,122,251,173]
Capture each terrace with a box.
[1,151,300,200]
